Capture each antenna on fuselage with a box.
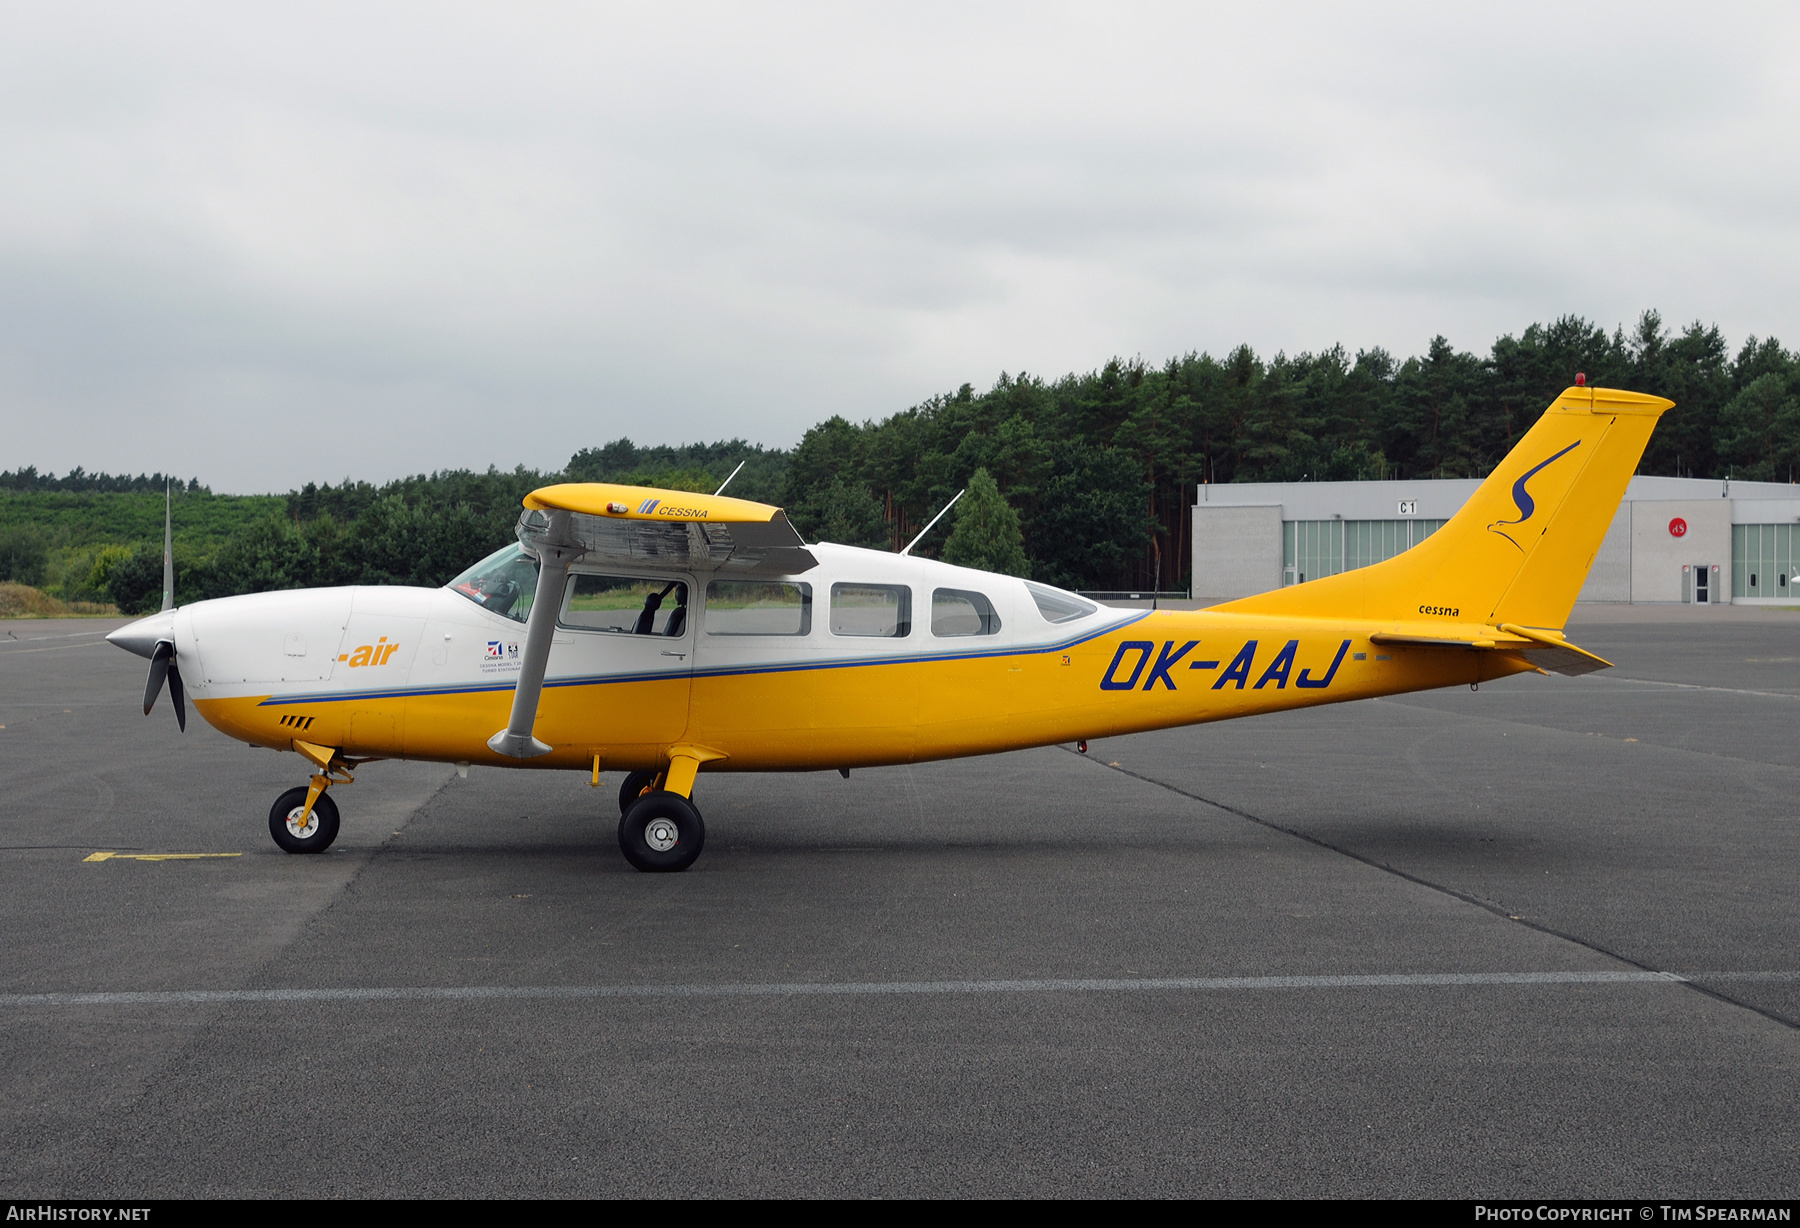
[160,479,174,612]
[899,488,965,556]
[712,460,747,496]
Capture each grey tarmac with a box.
[2,606,1798,1198]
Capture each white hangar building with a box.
[1191,477,1800,606]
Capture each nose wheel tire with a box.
[618,791,704,872]
[269,787,341,854]
[618,770,658,816]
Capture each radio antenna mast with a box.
[712,460,747,497]
[899,489,965,556]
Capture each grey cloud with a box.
[2,2,1798,490]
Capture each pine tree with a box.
[942,468,1029,576]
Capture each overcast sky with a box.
[3,2,1797,492]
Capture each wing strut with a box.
[487,510,586,759]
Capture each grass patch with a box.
[0,583,119,618]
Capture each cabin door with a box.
[547,571,695,750]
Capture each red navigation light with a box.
[1575,372,1586,386]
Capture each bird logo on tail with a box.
[1487,440,1582,552]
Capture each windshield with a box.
[447,543,540,623]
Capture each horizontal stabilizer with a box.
[1368,624,1613,677]
[1495,623,1613,677]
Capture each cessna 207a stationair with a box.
[108,384,1673,871]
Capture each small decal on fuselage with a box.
[1418,604,1461,617]
[479,640,522,674]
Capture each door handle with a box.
[660,651,687,659]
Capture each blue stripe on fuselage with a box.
[254,611,1152,706]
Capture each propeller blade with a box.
[167,659,187,732]
[143,641,172,715]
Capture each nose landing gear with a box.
[270,741,357,854]
[270,785,341,853]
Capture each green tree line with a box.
[3,310,1796,609]
[0,444,788,613]
[779,310,1798,591]
[0,467,207,494]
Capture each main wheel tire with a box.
[618,791,704,872]
[618,769,658,816]
[269,786,341,854]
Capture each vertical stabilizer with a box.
[1210,386,1674,630]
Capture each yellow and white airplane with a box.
[108,384,1671,871]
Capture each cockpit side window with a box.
[931,588,1001,637]
[561,573,690,636]
[447,544,540,624]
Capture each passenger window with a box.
[830,583,911,637]
[705,581,812,636]
[561,574,689,636]
[931,588,1001,637]
[1026,580,1096,624]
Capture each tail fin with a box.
[1213,385,1674,630]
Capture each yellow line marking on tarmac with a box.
[0,709,76,732]
[0,641,109,655]
[83,852,243,862]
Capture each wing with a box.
[520,483,816,577]
[486,483,816,760]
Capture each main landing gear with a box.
[613,759,709,873]
[619,791,705,873]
